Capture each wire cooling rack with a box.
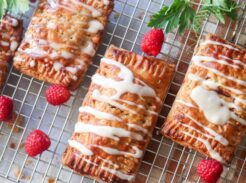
[0,0,245,182]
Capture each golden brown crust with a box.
[62,45,175,182]
[13,0,114,90]
[162,34,246,164]
[0,15,23,88]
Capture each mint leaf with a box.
[148,0,240,35]
[0,0,7,19]
[0,0,29,20]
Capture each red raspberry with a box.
[0,96,13,121]
[25,130,51,157]
[45,85,70,106]
[197,159,223,183]
[141,29,164,56]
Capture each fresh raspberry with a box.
[141,29,164,56]
[197,159,223,183]
[25,130,51,157]
[45,85,70,105]
[0,96,13,121]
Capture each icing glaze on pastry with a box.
[14,0,112,90]
[163,34,246,163]
[185,114,228,145]
[103,0,110,5]
[92,90,138,114]
[101,167,135,181]
[87,20,104,33]
[192,55,240,69]
[176,99,195,108]
[93,58,158,99]
[79,106,121,121]
[68,140,93,155]
[188,73,244,95]
[183,132,224,162]
[70,0,102,17]
[79,106,149,134]
[200,39,239,51]
[81,41,96,56]
[191,86,231,125]
[74,122,143,141]
[193,56,246,86]
[219,55,246,68]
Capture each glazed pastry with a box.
[0,15,23,87]
[13,0,113,90]
[62,45,175,183]
[162,34,246,164]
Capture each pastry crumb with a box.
[25,159,32,166]
[7,112,24,133]
[14,165,21,178]
[19,142,25,149]
[9,142,16,149]
[114,12,119,20]
[48,177,56,183]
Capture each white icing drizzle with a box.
[87,20,104,33]
[53,62,64,71]
[101,167,135,181]
[117,98,158,116]
[29,60,36,67]
[93,58,158,100]
[235,97,246,106]
[75,122,143,141]
[70,0,102,17]
[79,106,121,121]
[10,41,18,51]
[219,55,246,68]
[183,132,224,163]
[188,73,244,95]
[93,145,143,158]
[178,121,219,141]
[192,55,240,69]
[81,41,96,56]
[191,86,231,125]
[61,51,74,59]
[1,41,9,47]
[200,40,239,51]
[92,90,137,114]
[79,106,149,135]
[193,56,246,86]
[102,0,110,5]
[73,156,134,181]
[176,99,195,108]
[185,114,228,145]
[68,140,93,155]
[191,86,246,126]
[47,22,57,29]
[65,67,78,74]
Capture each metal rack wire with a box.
[0,0,245,182]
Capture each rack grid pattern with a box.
[0,0,245,182]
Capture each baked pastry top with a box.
[62,45,175,183]
[162,34,246,164]
[13,0,113,90]
[0,15,23,87]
